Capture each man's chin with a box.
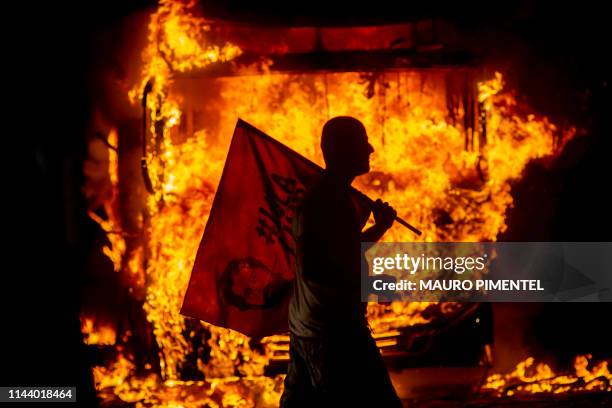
[349,163,370,177]
[357,164,370,175]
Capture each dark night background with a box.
[3,1,610,405]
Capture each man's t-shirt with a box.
[288,172,368,338]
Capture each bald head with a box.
[321,116,373,177]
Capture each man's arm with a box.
[361,199,397,243]
[361,223,388,243]
[362,199,398,305]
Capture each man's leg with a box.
[322,328,402,407]
[280,334,316,408]
[359,330,403,407]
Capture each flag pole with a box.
[393,216,422,236]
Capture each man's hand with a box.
[361,199,397,243]
[372,199,397,231]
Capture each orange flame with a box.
[86,128,125,273]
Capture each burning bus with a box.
[68,0,612,406]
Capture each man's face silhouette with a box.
[321,116,374,178]
[351,131,374,176]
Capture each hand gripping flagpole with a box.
[352,189,422,236]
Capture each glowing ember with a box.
[80,316,117,346]
[483,355,612,396]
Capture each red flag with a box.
[181,119,420,337]
[181,119,324,337]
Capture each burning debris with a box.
[483,355,612,396]
[93,352,283,408]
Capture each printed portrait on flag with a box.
[219,256,290,311]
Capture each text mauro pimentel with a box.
[369,253,545,293]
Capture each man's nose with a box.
[368,143,374,153]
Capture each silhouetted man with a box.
[280,117,402,407]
